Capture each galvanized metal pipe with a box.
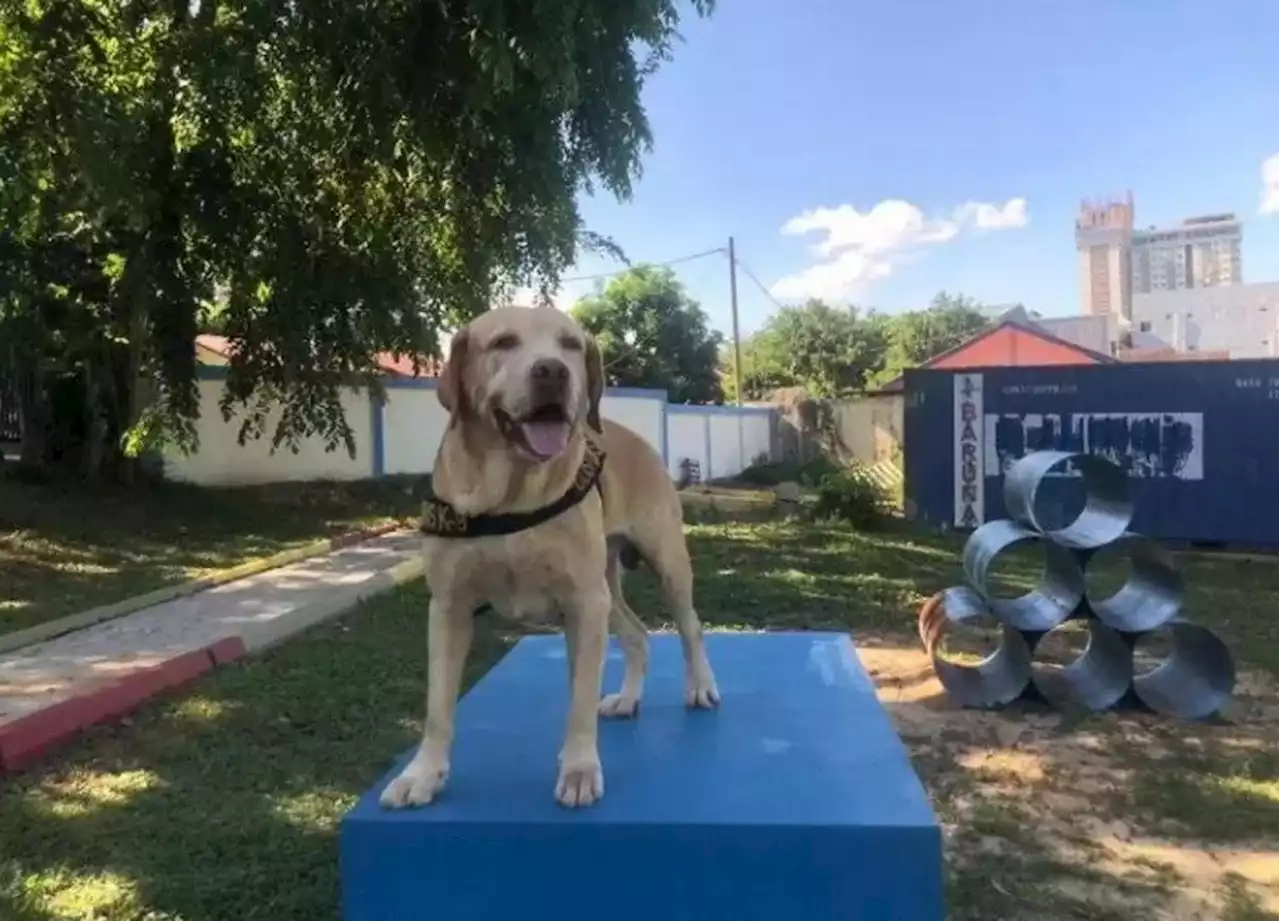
[1003,450,1133,550]
[1132,621,1236,720]
[917,587,1032,709]
[962,519,1084,632]
[1029,618,1132,712]
[1086,533,1185,633]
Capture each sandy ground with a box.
[858,636,1278,921]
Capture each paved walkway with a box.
[0,529,423,771]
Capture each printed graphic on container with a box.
[983,412,1204,481]
[952,374,985,528]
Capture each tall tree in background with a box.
[870,291,989,387]
[725,299,888,401]
[725,291,993,400]
[0,0,713,480]
[571,266,724,404]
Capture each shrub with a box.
[811,465,891,530]
[737,454,840,488]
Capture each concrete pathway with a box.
[0,529,424,772]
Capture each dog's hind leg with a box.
[635,531,720,709]
[598,546,648,719]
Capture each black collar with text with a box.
[418,436,606,539]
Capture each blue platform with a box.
[340,631,943,921]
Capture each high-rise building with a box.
[1075,197,1244,318]
[1075,194,1134,319]
[1130,214,1242,294]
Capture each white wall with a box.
[599,391,665,459]
[163,377,375,485]
[708,415,743,480]
[666,411,709,480]
[381,385,446,476]
[740,412,772,467]
[165,372,775,487]
[377,385,666,476]
[1034,314,1116,356]
[1130,282,1279,358]
[666,406,775,484]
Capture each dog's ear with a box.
[585,333,605,433]
[437,328,472,419]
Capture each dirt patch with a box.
[858,637,1279,921]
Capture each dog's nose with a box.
[531,359,570,385]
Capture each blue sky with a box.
[530,0,1279,338]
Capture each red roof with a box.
[196,334,441,378]
[873,317,1115,393]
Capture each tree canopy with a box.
[724,291,995,401]
[0,0,714,479]
[570,266,724,404]
[870,291,990,387]
[724,299,887,401]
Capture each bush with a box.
[736,454,840,488]
[811,465,891,530]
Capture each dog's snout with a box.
[531,358,569,384]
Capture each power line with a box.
[559,246,727,284]
[731,254,788,313]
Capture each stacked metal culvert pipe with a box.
[918,450,1236,720]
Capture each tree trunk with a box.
[81,363,106,483]
[16,363,48,473]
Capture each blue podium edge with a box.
[343,631,940,832]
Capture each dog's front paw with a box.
[598,692,641,719]
[379,758,449,809]
[554,753,604,808]
[685,671,721,709]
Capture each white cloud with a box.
[1261,154,1279,215]
[953,197,1029,230]
[770,195,1028,302]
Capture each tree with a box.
[570,266,724,404]
[0,0,714,480]
[870,291,989,387]
[725,299,887,401]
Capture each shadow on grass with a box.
[0,584,516,921]
[0,474,429,634]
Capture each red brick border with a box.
[0,636,249,775]
[0,522,405,774]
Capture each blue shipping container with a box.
[902,359,1279,548]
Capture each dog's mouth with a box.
[494,402,573,462]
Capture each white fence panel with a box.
[163,377,374,486]
[665,410,709,482]
[740,412,773,466]
[707,414,743,480]
[164,369,777,487]
[381,385,447,476]
[599,391,665,459]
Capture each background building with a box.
[1075,194,1134,319]
[1130,213,1242,294]
[1129,282,1278,359]
[1075,198,1246,320]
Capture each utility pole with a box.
[728,236,743,407]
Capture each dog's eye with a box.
[488,333,520,351]
[558,335,583,352]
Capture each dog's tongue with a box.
[520,420,571,459]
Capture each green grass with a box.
[0,517,1275,920]
[0,474,428,636]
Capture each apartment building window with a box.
[1139,321,1152,332]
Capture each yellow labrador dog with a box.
[379,306,720,810]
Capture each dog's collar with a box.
[419,436,606,539]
